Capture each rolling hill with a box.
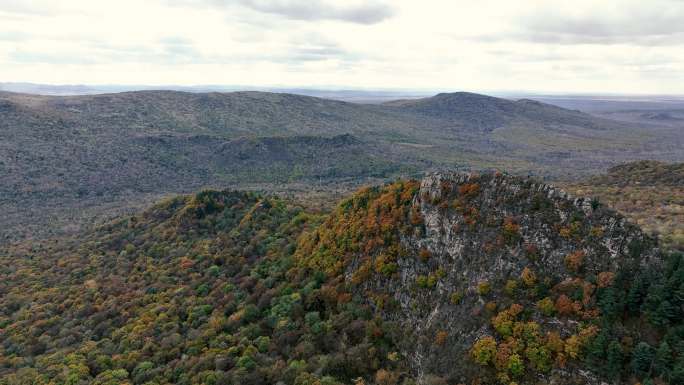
[1,90,682,243]
[563,160,684,251]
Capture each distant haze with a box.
[2,0,684,94]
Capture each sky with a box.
[1,0,684,94]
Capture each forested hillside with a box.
[2,90,682,244]
[1,172,682,385]
[564,161,684,250]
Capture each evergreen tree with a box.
[671,358,684,384]
[653,341,672,378]
[626,274,645,315]
[645,284,669,327]
[631,342,654,377]
[606,340,623,381]
[598,287,620,320]
[584,329,607,370]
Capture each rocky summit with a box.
[299,171,662,384]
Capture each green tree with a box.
[584,329,607,370]
[626,274,646,315]
[631,342,654,376]
[653,341,672,378]
[606,340,623,381]
[507,354,525,377]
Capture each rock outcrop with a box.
[317,171,658,384]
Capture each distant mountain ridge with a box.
[384,92,602,131]
[1,89,682,243]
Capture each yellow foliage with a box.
[520,267,536,287]
[564,250,585,272]
[435,330,449,346]
[472,336,497,365]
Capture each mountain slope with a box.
[384,92,605,132]
[1,89,682,244]
[563,161,684,251]
[1,172,681,385]
[588,160,684,186]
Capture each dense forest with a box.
[0,172,682,384]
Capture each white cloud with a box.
[0,0,683,93]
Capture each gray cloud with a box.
[465,1,684,46]
[9,38,203,66]
[171,0,395,24]
[7,35,357,68]
[521,2,684,46]
[0,0,55,16]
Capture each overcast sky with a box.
[1,0,684,94]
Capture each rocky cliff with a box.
[299,171,659,384]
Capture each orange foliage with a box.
[419,248,432,261]
[520,267,537,287]
[435,330,449,346]
[179,257,194,270]
[597,272,615,288]
[351,260,372,285]
[458,183,481,199]
[502,217,521,241]
[582,281,595,306]
[545,332,564,353]
[564,250,585,273]
[337,292,352,304]
[375,369,400,385]
[523,243,539,260]
[555,295,575,316]
[295,180,420,276]
[555,352,567,368]
[494,340,514,370]
[409,209,424,226]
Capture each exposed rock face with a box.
[346,172,657,384]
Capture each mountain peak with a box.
[297,170,658,383]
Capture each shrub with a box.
[503,217,521,242]
[564,335,581,359]
[477,281,491,296]
[434,330,449,346]
[545,332,564,353]
[458,183,480,199]
[504,279,518,296]
[564,251,585,272]
[492,304,523,338]
[520,267,536,287]
[597,272,615,288]
[525,345,552,372]
[450,291,463,305]
[507,354,525,377]
[524,243,539,260]
[419,248,431,262]
[536,297,555,316]
[472,336,497,365]
[375,369,400,385]
[555,295,575,316]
